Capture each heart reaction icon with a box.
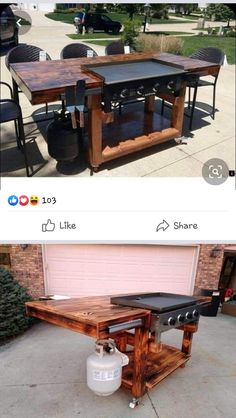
[19,195,29,206]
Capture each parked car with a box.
[0,5,18,46]
[74,12,122,35]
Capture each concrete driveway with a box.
[0,313,236,418]
[0,10,235,177]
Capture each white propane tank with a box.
[87,339,128,396]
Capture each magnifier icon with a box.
[212,168,220,176]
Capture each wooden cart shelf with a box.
[122,344,189,391]
[101,109,178,162]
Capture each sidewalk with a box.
[1,313,236,418]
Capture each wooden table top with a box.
[26,296,151,338]
[10,52,219,105]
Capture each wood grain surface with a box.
[26,296,151,338]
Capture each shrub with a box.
[54,8,78,14]
[152,11,169,20]
[225,29,236,37]
[136,34,184,54]
[0,268,33,343]
[121,18,141,48]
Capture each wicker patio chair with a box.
[105,41,125,55]
[5,44,51,113]
[161,47,225,131]
[60,43,98,59]
[0,82,30,176]
[186,47,225,130]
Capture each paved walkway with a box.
[0,10,235,177]
[1,313,236,418]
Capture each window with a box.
[0,245,11,268]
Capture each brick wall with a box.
[10,245,45,298]
[194,244,230,293]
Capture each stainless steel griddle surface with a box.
[83,59,185,85]
[111,292,199,312]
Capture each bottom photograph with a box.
[1,243,236,418]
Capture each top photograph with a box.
[0,2,235,177]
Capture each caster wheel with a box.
[129,398,139,408]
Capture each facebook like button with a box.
[8,195,19,206]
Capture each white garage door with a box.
[43,245,199,297]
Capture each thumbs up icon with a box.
[8,195,19,206]
[42,219,56,232]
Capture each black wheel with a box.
[112,28,120,35]
[86,26,94,34]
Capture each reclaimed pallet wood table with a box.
[9,52,219,170]
[26,296,199,404]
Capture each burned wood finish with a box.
[119,321,197,395]
[132,316,150,398]
[26,298,200,399]
[180,322,198,355]
[25,297,150,339]
[10,52,218,169]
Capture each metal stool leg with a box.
[161,99,165,116]
[212,84,216,119]
[188,87,191,109]
[189,85,198,131]
[14,120,21,149]
[17,114,30,177]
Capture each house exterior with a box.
[1,244,235,298]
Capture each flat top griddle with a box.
[82,59,185,85]
[111,292,200,313]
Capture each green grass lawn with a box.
[86,40,112,47]
[45,11,194,26]
[87,35,235,64]
[67,33,121,40]
[181,36,235,64]
[67,31,190,41]
[45,12,75,24]
[169,13,207,21]
[102,12,192,24]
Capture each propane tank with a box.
[47,112,81,162]
[87,339,128,396]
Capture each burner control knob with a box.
[120,89,129,99]
[185,312,192,320]
[168,317,176,326]
[167,80,175,90]
[153,82,160,93]
[136,85,145,96]
[193,309,199,318]
[177,314,185,323]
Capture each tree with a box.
[121,18,141,48]
[117,4,142,20]
[151,4,169,19]
[206,4,235,27]
[0,268,33,342]
[172,4,199,16]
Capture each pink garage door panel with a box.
[43,245,199,297]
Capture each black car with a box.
[0,5,18,46]
[74,12,121,35]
